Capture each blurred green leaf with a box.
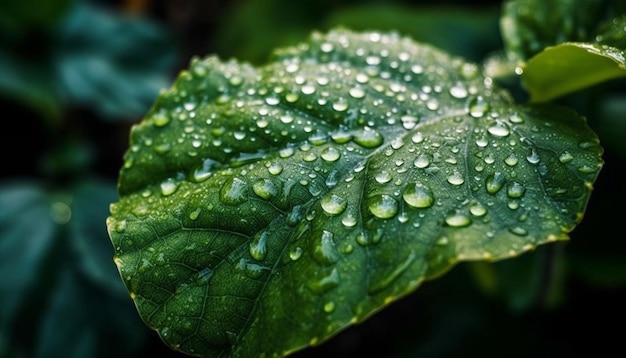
[500,0,611,61]
[0,1,178,121]
[0,0,74,36]
[520,42,626,102]
[0,179,148,358]
[55,2,178,119]
[108,29,603,357]
[324,3,501,62]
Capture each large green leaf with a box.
[107,29,603,357]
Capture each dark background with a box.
[1,0,625,357]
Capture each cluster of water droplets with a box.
[109,30,604,350]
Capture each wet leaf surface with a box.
[107,29,603,357]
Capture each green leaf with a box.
[0,179,148,357]
[520,42,626,103]
[55,2,178,119]
[500,0,611,61]
[107,29,603,358]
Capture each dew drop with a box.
[312,230,340,266]
[320,194,348,216]
[189,208,201,220]
[467,96,490,118]
[153,113,170,127]
[324,301,336,313]
[445,212,472,227]
[331,130,353,144]
[401,115,419,129]
[447,171,465,185]
[488,122,510,137]
[268,162,283,175]
[375,171,393,184]
[321,147,341,162]
[341,213,357,227]
[414,154,430,168]
[289,246,303,261]
[486,172,505,194]
[332,100,349,112]
[353,129,384,148]
[507,182,526,198]
[349,87,366,99]
[403,182,435,208]
[249,231,268,261]
[279,147,295,158]
[526,149,540,164]
[469,202,488,216]
[449,83,468,98]
[411,132,425,143]
[559,151,574,163]
[368,194,399,219]
[160,178,179,196]
[509,226,528,236]
[504,154,518,166]
[219,177,248,205]
[253,178,278,199]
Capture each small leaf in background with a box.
[500,0,609,61]
[520,42,626,103]
[0,179,149,358]
[108,29,603,357]
[55,2,179,120]
[0,1,178,121]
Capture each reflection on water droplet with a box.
[559,151,574,163]
[414,154,430,168]
[403,182,435,208]
[321,147,341,162]
[220,177,248,205]
[349,87,365,99]
[447,171,465,185]
[509,226,528,236]
[469,202,487,216]
[153,113,170,127]
[467,96,490,118]
[160,178,179,196]
[526,149,540,164]
[253,178,278,199]
[279,147,295,158]
[342,213,357,227]
[504,154,518,166]
[289,246,303,261]
[488,122,510,137]
[312,230,340,266]
[324,301,336,313]
[401,115,419,129]
[268,162,283,175]
[375,171,392,184]
[249,231,268,261]
[320,194,348,215]
[507,182,525,198]
[445,213,472,227]
[368,194,399,219]
[486,172,505,194]
[354,129,384,148]
[189,208,201,220]
[449,83,468,98]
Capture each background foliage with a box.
[0,0,624,357]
